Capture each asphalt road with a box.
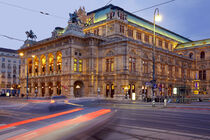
[0,97,112,140]
[0,97,210,140]
[88,100,210,140]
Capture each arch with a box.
[105,82,115,98]
[73,81,84,97]
[56,52,62,72]
[48,53,54,73]
[129,49,137,56]
[48,82,53,96]
[34,56,39,75]
[200,51,205,59]
[57,81,61,95]
[40,55,46,74]
[105,50,114,57]
[28,58,33,74]
[189,52,193,59]
[34,83,38,96]
[41,82,45,97]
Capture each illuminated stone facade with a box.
[0,48,20,95]
[19,5,209,99]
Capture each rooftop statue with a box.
[69,11,82,25]
[25,30,37,40]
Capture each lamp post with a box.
[152,8,162,107]
[19,53,35,99]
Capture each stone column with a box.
[25,58,28,77]
[38,82,42,97]
[32,58,34,77]
[53,81,57,96]
[31,82,35,97]
[38,56,42,76]
[45,54,49,75]
[45,82,49,97]
[53,54,57,74]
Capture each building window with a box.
[161,64,165,75]
[2,63,5,68]
[120,25,124,33]
[129,57,136,72]
[8,64,11,69]
[106,58,114,72]
[94,28,99,35]
[200,51,205,60]
[143,61,148,73]
[168,65,172,77]
[165,42,169,49]
[175,67,178,76]
[136,32,141,40]
[74,58,77,72]
[144,34,149,43]
[199,70,206,80]
[2,58,5,62]
[189,53,193,59]
[74,58,82,72]
[79,59,82,72]
[128,28,133,38]
[158,39,162,47]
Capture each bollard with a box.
[164,98,167,107]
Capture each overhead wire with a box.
[132,0,175,13]
[0,34,24,42]
[0,1,66,20]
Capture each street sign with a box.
[153,84,157,89]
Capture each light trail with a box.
[0,108,83,130]
[8,109,111,140]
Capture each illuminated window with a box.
[74,58,77,72]
[106,58,114,72]
[56,52,62,72]
[110,59,114,72]
[79,59,82,72]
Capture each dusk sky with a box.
[0,0,209,50]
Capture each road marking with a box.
[65,101,84,107]
[176,124,210,131]
[168,107,210,110]
[8,109,111,140]
[113,124,210,139]
[0,129,27,140]
[0,108,83,130]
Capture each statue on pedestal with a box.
[25,30,37,40]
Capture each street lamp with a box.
[125,86,129,99]
[152,8,162,107]
[19,52,35,99]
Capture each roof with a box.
[175,38,210,50]
[0,47,17,53]
[87,4,191,43]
